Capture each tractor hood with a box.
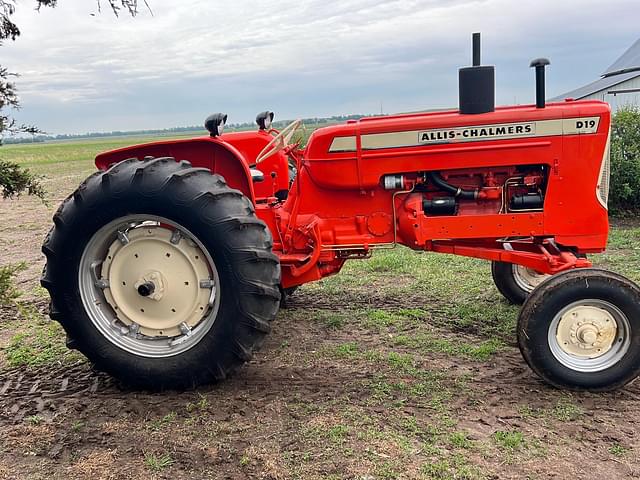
[304,100,610,161]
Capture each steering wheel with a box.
[254,119,302,165]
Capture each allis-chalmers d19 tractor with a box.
[42,34,640,391]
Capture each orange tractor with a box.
[42,34,640,391]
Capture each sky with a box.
[2,0,640,135]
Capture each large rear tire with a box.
[518,268,640,391]
[41,157,280,390]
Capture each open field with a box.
[1,138,639,479]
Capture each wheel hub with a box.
[134,271,165,301]
[556,305,618,358]
[101,226,214,338]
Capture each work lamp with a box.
[205,113,227,137]
[256,111,274,130]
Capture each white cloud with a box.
[2,0,639,133]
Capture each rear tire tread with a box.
[40,156,280,390]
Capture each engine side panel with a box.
[296,100,610,252]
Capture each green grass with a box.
[594,228,640,283]
[517,397,584,422]
[327,425,350,444]
[609,443,629,457]
[318,311,347,329]
[25,415,44,425]
[3,305,78,368]
[366,309,404,329]
[392,333,503,361]
[551,398,583,422]
[185,394,210,413]
[0,263,27,306]
[449,431,474,449]
[493,430,525,451]
[144,453,175,472]
[421,455,484,480]
[0,133,203,168]
[332,342,360,358]
[147,412,177,432]
[375,461,401,479]
[306,247,521,343]
[71,420,84,432]
[303,423,350,446]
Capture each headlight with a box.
[204,113,227,137]
[256,111,274,130]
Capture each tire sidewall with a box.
[518,269,640,391]
[47,160,279,389]
[492,261,528,304]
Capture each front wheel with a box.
[517,268,640,391]
[41,157,281,390]
[491,261,549,304]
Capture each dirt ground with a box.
[1,162,639,479]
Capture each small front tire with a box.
[517,268,640,391]
[492,261,549,304]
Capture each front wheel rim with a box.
[78,215,221,358]
[512,264,549,293]
[548,299,631,373]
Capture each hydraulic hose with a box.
[426,171,478,200]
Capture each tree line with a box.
[3,115,368,144]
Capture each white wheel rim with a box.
[548,299,631,372]
[78,215,220,358]
[512,264,549,293]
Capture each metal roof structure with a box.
[551,38,640,101]
[603,38,640,77]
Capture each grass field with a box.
[1,136,639,479]
[1,132,206,169]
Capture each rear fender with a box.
[95,137,255,201]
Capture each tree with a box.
[0,0,149,198]
[610,106,640,214]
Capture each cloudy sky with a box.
[3,0,639,134]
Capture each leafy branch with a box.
[0,1,149,199]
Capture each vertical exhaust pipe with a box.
[472,32,481,66]
[530,58,550,108]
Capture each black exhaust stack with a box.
[459,33,495,114]
[530,58,550,108]
[472,32,481,67]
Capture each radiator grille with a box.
[597,127,611,209]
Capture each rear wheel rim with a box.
[79,215,220,358]
[548,299,631,372]
[512,264,549,293]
